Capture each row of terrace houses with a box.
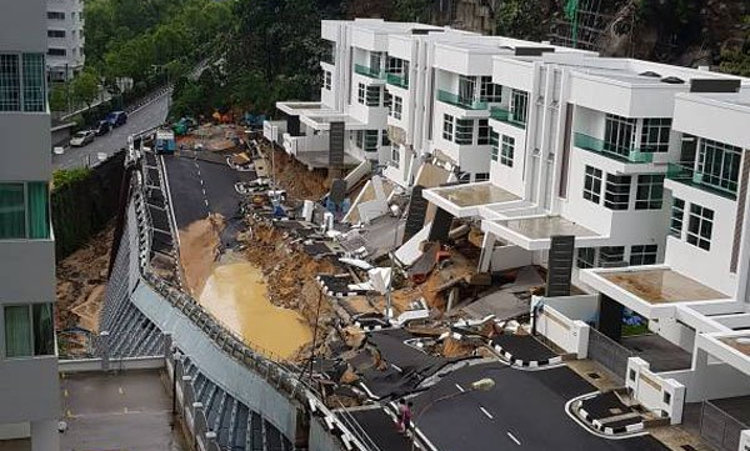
[266,18,750,449]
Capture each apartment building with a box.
[0,2,60,450]
[46,0,85,81]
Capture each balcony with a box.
[666,163,737,200]
[354,64,384,80]
[437,90,487,110]
[490,107,526,129]
[386,73,408,89]
[574,133,654,164]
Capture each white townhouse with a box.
[46,0,85,81]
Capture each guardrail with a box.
[126,130,376,450]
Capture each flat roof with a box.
[720,335,750,358]
[502,216,599,240]
[423,182,520,217]
[601,268,727,304]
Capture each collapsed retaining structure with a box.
[97,130,375,451]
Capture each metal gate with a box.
[699,401,747,451]
[587,327,634,380]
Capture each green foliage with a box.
[494,0,548,41]
[52,167,92,190]
[70,70,100,108]
[390,0,432,22]
[718,16,750,77]
[49,83,69,112]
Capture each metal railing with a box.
[666,163,738,200]
[386,73,408,89]
[490,106,526,129]
[573,132,654,164]
[437,89,487,110]
[354,64,385,80]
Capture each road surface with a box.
[53,92,170,170]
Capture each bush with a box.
[53,167,92,190]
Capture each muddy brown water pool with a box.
[198,259,312,360]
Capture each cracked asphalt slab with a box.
[411,362,669,451]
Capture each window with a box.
[490,131,499,162]
[369,52,382,74]
[577,247,596,269]
[510,89,528,125]
[640,118,671,153]
[391,95,403,120]
[475,173,490,182]
[604,174,631,211]
[357,83,365,104]
[458,75,476,104]
[670,198,685,238]
[697,138,742,194]
[47,11,65,20]
[323,71,331,90]
[381,129,390,147]
[48,30,66,38]
[663,391,671,406]
[583,166,603,204]
[355,130,364,149]
[500,135,514,167]
[0,182,50,239]
[364,130,379,152]
[604,114,636,158]
[635,174,664,210]
[477,119,490,145]
[22,54,45,112]
[630,244,658,265]
[442,114,454,141]
[4,304,55,358]
[455,119,474,145]
[47,48,67,57]
[629,369,636,382]
[599,246,625,266]
[391,144,400,166]
[687,204,713,251]
[366,85,380,107]
[480,76,502,103]
[0,54,21,111]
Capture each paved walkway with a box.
[59,369,187,451]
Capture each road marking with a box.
[66,409,72,418]
[123,407,128,414]
[118,387,124,395]
[204,199,209,207]
[479,406,493,420]
[455,384,465,392]
[506,431,521,446]
[63,389,69,398]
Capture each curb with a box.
[491,342,564,368]
[576,404,645,436]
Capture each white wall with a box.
[673,95,750,150]
[489,244,533,272]
[533,302,590,358]
[626,357,685,424]
[489,119,527,197]
[649,316,695,353]
[669,349,750,402]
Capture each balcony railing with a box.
[437,90,487,110]
[666,163,737,200]
[354,64,384,80]
[386,73,408,89]
[574,132,654,164]
[490,107,526,129]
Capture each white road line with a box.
[479,406,493,420]
[455,384,465,393]
[506,431,521,446]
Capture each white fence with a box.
[626,357,685,424]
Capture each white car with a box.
[70,130,95,147]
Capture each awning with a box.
[482,215,608,251]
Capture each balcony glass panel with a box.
[386,73,408,89]
[490,107,526,129]
[354,64,384,80]
[438,89,487,110]
[574,132,654,163]
[666,163,737,200]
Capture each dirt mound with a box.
[56,224,114,333]
[179,214,223,295]
[258,141,329,200]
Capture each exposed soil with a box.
[56,223,114,333]
[178,214,223,296]
[258,140,330,200]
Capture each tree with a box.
[70,70,100,109]
[49,83,69,112]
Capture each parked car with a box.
[106,111,128,128]
[94,120,111,136]
[70,130,95,147]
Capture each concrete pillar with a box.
[99,331,110,371]
[478,233,496,273]
[31,420,59,451]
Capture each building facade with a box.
[46,0,85,81]
[0,1,60,449]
